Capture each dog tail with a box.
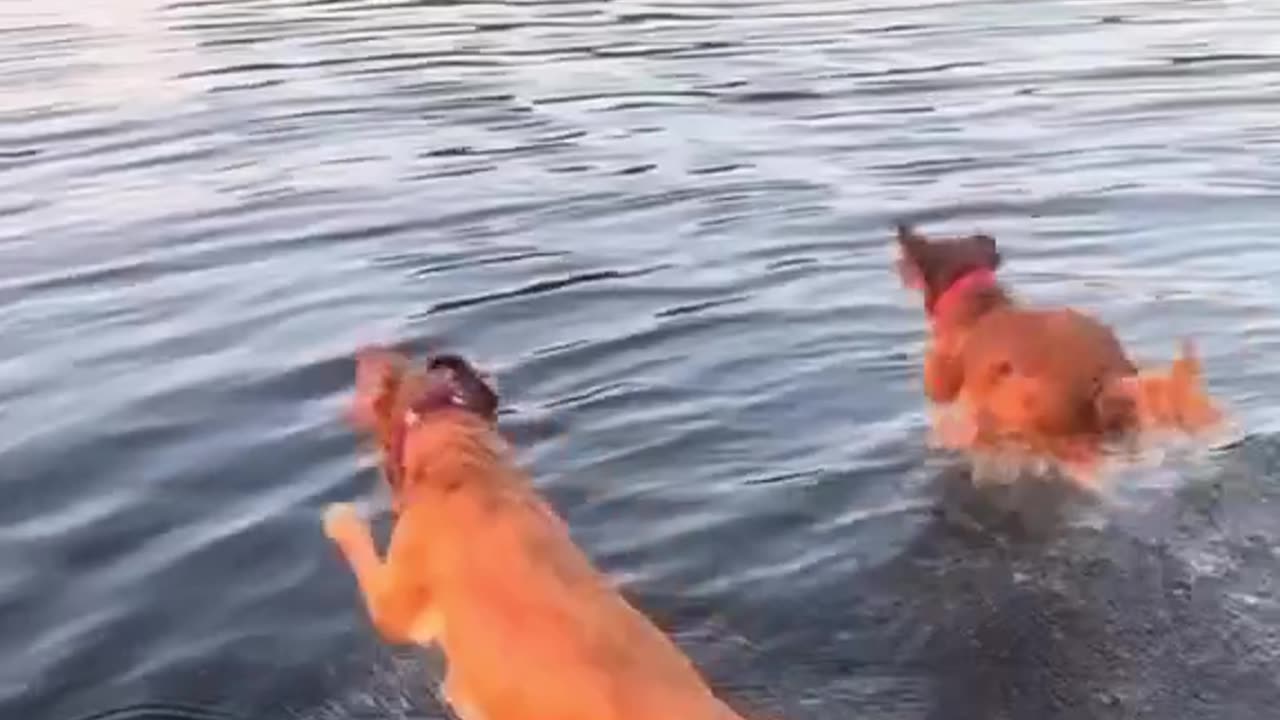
[1095,339,1223,434]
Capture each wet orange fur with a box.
[897,224,1224,484]
[325,348,753,720]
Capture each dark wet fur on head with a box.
[896,223,1002,313]
[425,353,499,421]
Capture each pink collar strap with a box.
[386,377,469,495]
[930,268,998,321]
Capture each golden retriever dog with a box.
[323,346,754,720]
[895,223,1224,484]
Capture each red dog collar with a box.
[930,268,998,321]
[384,372,471,496]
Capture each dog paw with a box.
[930,410,978,449]
[323,502,366,544]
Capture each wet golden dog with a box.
[323,347,752,720]
[895,223,1224,483]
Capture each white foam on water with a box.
[296,651,446,720]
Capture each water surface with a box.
[5,1,1280,718]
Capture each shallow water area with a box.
[6,1,1280,719]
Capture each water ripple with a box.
[6,0,1280,718]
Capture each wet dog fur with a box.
[895,223,1224,485]
[324,346,752,720]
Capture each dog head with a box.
[896,223,1002,315]
[349,346,499,499]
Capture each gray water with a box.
[5,1,1280,719]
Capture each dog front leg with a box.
[324,503,428,645]
[923,346,964,404]
[930,407,979,449]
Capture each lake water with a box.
[5,1,1280,719]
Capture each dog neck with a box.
[382,383,489,505]
[388,410,507,509]
[929,267,1004,329]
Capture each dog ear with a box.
[896,223,927,252]
[971,233,1002,270]
[895,223,929,289]
[350,346,409,433]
